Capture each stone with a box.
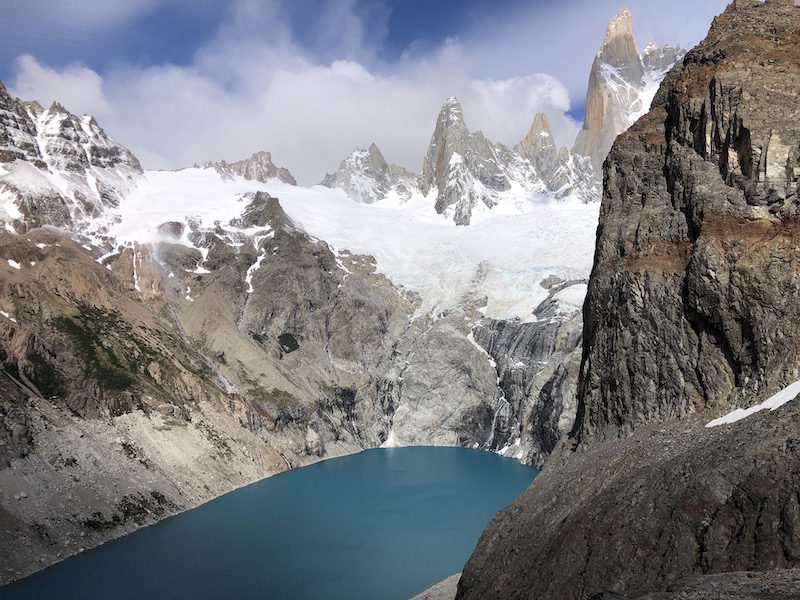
[458,2,800,599]
[420,97,512,225]
[205,151,296,185]
[573,8,685,177]
[320,143,419,204]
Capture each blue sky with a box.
[0,0,731,184]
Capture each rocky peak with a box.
[206,151,296,185]
[421,97,511,225]
[598,7,644,82]
[514,112,559,180]
[516,113,557,162]
[0,82,142,231]
[572,7,684,177]
[48,101,69,115]
[320,142,420,204]
[641,38,683,72]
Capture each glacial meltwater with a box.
[0,447,537,600]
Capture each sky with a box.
[0,0,731,185]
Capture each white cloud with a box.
[11,55,111,116]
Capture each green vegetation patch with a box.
[278,333,299,353]
[82,491,180,530]
[51,306,138,392]
[26,351,67,399]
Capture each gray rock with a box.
[204,151,296,185]
[459,3,800,599]
[573,8,685,177]
[320,142,420,204]
[421,97,512,225]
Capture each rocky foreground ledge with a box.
[457,400,800,599]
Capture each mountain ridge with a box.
[457,2,800,598]
[321,8,684,225]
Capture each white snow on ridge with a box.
[706,379,800,428]
[108,168,600,321]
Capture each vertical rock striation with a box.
[576,0,800,446]
[458,2,800,599]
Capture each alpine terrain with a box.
[0,4,682,589]
[457,1,800,598]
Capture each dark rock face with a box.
[577,0,800,446]
[458,2,800,599]
[472,280,584,467]
[458,404,800,600]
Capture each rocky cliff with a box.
[0,82,142,235]
[320,143,419,203]
[458,1,800,598]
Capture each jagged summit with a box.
[598,7,644,81]
[203,150,296,185]
[320,142,419,204]
[515,113,559,177]
[421,97,514,225]
[572,7,685,176]
[0,83,142,234]
[323,8,680,223]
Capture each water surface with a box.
[0,447,537,600]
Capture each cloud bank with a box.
[5,0,730,185]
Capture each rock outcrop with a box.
[421,97,519,225]
[573,7,685,177]
[458,1,800,598]
[320,143,419,203]
[0,84,142,234]
[203,151,296,185]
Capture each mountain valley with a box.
[2,2,787,598]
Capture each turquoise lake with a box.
[0,447,537,600]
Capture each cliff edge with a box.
[457,1,800,598]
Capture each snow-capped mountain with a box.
[322,96,597,226]
[572,7,685,175]
[320,143,418,204]
[322,8,682,225]
[0,81,142,236]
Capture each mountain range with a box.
[0,5,692,590]
[322,7,683,225]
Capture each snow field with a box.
[107,169,599,321]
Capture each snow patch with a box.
[7,259,21,270]
[706,379,800,428]
[0,310,17,323]
[99,169,598,321]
